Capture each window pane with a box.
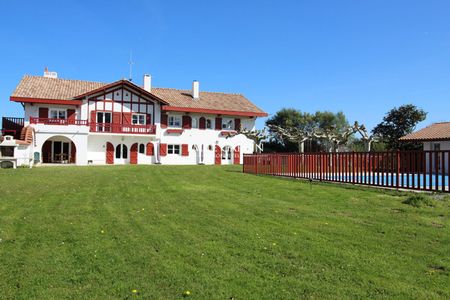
[132,115,138,124]
[174,145,180,154]
[139,144,145,154]
[139,115,145,124]
[116,144,121,158]
[206,119,211,129]
[50,110,58,119]
[59,110,66,119]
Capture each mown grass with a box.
[0,165,449,299]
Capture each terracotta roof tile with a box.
[399,122,450,141]
[11,75,267,116]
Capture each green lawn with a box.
[0,165,449,299]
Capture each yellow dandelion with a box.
[132,289,138,293]
[183,290,191,297]
[101,230,105,234]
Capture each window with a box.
[168,144,181,155]
[139,144,145,154]
[115,144,128,159]
[206,119,212,129]
[192,117,198,129]
[132,114,146,125]
[222,146,232,160]
[50,109,66,119]
[168,116,182,128]
[97,112,112,132]
[222,119,233,130]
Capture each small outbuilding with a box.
[400,122,450,174]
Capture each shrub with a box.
[402,194,435,208]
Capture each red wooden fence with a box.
[243,151,450,192]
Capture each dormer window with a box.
[168,115,182,128]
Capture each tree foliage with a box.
[372,104,427,150]
[265,108,350,152]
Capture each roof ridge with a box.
[23,74,108,85]
[152,86,243,96]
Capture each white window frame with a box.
[50,109,67,119]
[168,144,181,155]
[168,115,182,128]
[132,113,146,125]
[191,117,198,129]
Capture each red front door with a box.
[106,142,114,164]
[130,143,138,164]
[215,145,221,165]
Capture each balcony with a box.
[30,117,88,126]
[90,123,157,135]
[1,117,25,139]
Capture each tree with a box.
[372,104,427,150]
[266,108,351,152]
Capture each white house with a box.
[400,122,450,174]
[0,70,267,167]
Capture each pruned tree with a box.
[353,121,379,152]
[312,124,356,152]
[268,124,311,153]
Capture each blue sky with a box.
[1,0,450,130]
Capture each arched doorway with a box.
[41,136,76,164]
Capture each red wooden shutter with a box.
[67,109,76,124]
[160,143,167,156]
[146,142,154,156]
[161,113,168,128]
[39,107,48,118]
[90,110,96,131]
[182,116,192,129]
[122,113,132,125]
[70,142,77,164]
[130,143,138,164]
[146,114,152,125]
[199,117,206,130]
[234,118,241,131]
[215,117,222,130]
[113,112,121,124]
[181,144,189,156]
[234,146,240,165]
[215,145,221,165]
[106,142,114,164]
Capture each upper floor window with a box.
[132,114,146,125]
[168,116,182,128]
[206,118,212,129]
[192,117,198,129]
[168,144,180,155]
[50,109,66,119]
[222,119,233,130]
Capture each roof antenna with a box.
[128,50,134,82]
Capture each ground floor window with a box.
[116,144,128,159]
[222,146,232,160]
[139,144,145,154]
[168,144,180,155]
[0,146,14,157]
